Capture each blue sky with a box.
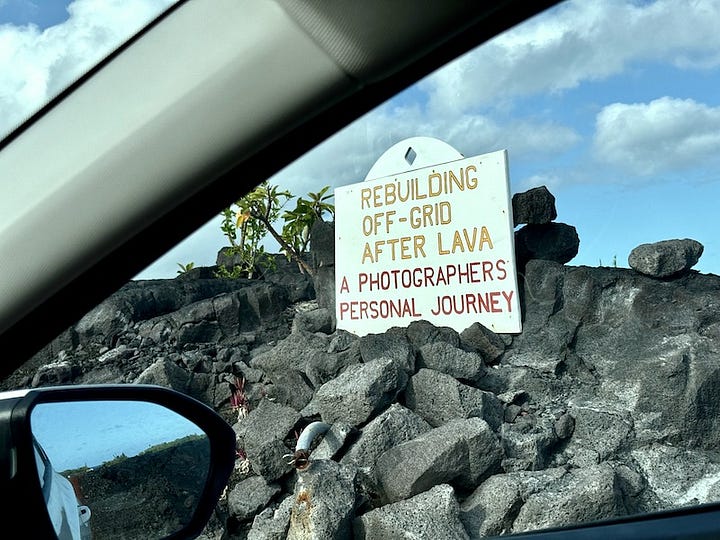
[2,0,720,277]
[31,399,204,471]
[0,0,68,27]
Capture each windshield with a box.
[0,0,177,140]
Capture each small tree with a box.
[217,182,334,278]
[281,186,335,272]
[216,182,285,278]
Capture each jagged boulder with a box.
[287,460,357,540]
[515,223,580,266]
[511,464,627,533]
[629,238,704,278]
[309,220,336,328]
[404,368,503,430]
[358,332,415,373]
[304,357,408,426]
[500,413,558,472]
[461,464,630,537]
[512,185,557,226]
[228,476,281,523]
[416,341,486,382]
[341,403,431,485]
[234,399,300,482]
[355,484,469,539]
[375,417,502,504]
[251,331,356,389]
[247,497,293,540]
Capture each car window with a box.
[0,0,178,141]
[4,1,720,538]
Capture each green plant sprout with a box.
[176,261,195,275]
[281,185,335,271]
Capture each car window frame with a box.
[4,1,720,538]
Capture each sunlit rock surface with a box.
[5,187,719,539]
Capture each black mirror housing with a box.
[0,384,236,539]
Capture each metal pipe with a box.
[285,421,331,470]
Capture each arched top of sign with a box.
[364,136,464,182]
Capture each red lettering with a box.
[497,259,508,280]
[482,261,494,281]
[489,291,502,313]
[502,290,514,311]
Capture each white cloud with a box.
[421,0,720,116]
[517,173,563,194]
[272,101,580,197]
[593,97,720,175]
[0,0,174,137]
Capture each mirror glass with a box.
[31,399,211,540]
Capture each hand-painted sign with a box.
[335,145,521,336]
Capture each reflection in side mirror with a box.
[31,400,211,540]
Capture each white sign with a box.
[334,148,522,336]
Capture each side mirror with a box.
[0,384,236,540]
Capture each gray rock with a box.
[515,223,580,266]
[134,357,190,392]
[72,278,266,347]
[461,468,570,537]
[31,360,75,387]
[565,406,634,467]
[355,484,469,540]
[516,260,720,452]
[251,331,356,388]
[500,415,558,472]
[292,307,334,335]
[375,418,502,503]
[341,403,431,475]
[632,445,720,507]
[404,368,503,430]
[74,298,132,348]
[327,329,358,353]
[171,298,222,345]
[228,476,281,522]
[358,332,415,373]
[511,464,627,533]
[460,322,506,364]
[287,460,357,540]
[265,370,315,411]
[310,219,335,269]
[501,260,587,377]
[554,412,575,439]
[629,238,704,278]
[247,496,293,540]
[311,423,354,461]
[405,320,461,350]
[310,220,336,324]
[512,185,557,226]
[231,358,264,384]
[234,399,300,481]
[417,341,486,382]
[460,474,523,537]
[306,357,408,427]
[262,254,316,304]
